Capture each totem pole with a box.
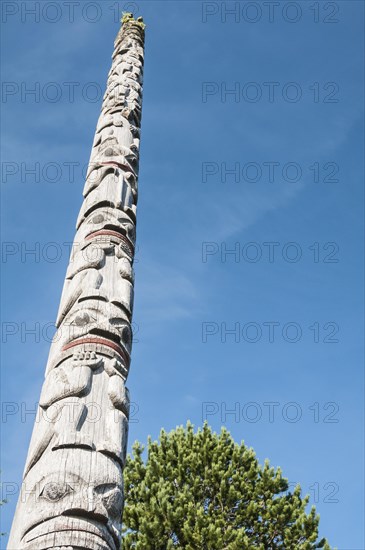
[8,13,145,550]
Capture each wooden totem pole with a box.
[8,13,145,550]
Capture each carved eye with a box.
[91,213,105,224]
[121,326,132,346]
[40,482,73,502]
[111,320,131,345]
[126,225,135,240]
[95,485,123,518]
[72,312,91,327]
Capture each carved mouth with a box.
[85,229,134,257]
[22,515,118,550]
[62,336,130,367]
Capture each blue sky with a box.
[1,1,364,547]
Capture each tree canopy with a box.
[122,423,332,550]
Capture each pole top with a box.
[121,12,146,29]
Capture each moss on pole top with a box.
[121,12,146,29]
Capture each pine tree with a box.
[122,423,333,549]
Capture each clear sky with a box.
[1,1,364,548]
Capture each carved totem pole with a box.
[8,14,145,550]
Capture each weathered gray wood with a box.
[8,14,145,550]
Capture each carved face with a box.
[55,300,132,352]
[48,299,132,379]
[89,124,137,172]
[16,449,123,550]
[75,205,136,248]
